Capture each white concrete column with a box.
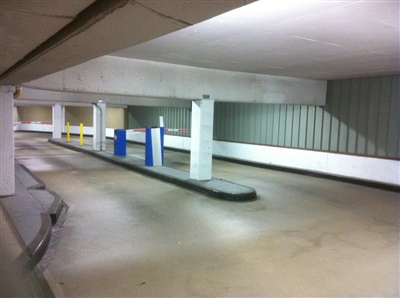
[190,99,215,180]
[1,86,15,196]
[61,105,66,133]
[52,104,63,139]
[93,100,106,151]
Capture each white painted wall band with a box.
[14,125,399,186]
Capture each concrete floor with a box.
[13,132,400,297]
[0,206,43,297]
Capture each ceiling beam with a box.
[14,86,191,108]
[24,56,327,105]
[0,0,129,83]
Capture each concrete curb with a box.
[1,163,68,297]
[1,163,67,266]
[48,139,257,201]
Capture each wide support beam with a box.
[52,104,63,139]
[24,56,327,105]
[0,86,15,196]
[15,87,191,108]
[93,101,106,151]
[190,99,215,181]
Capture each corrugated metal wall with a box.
[128,106,191,136]
[129,75,399,159]
[214,76,399,159]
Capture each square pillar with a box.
[52,104,63,139]
[190,99,215,181]
[61,105,66,133]
[93,101,106,151]
[1,86,15,196]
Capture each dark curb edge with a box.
[213,156,400,193]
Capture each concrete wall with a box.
[214,76,400,159]
[17,106,52,122]
[65,107,92,126]
[107,108,126,129]
[129,75,400,159]
[16,112,398,186]
[15,106,126,129]
[128,106,190,136]
[13,107,21,122]
[123,133,399,186]
[126,75,399,186]
[15,75,399,186]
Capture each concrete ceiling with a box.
[0,0,250,85]
[111,0,400,80]
[1,0,398,86]
[0,0,95,80]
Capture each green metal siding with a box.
[128,106,191,136]
[214,75,399,159]
[128,75,399,159]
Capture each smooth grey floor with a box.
[13,132,400,297]
[0,204,51,297]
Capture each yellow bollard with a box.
[67,122,70,143]
[80,123,84,146]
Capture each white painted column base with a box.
[1,86,15,196]
[52,104,63,139]
[93,101,106,151]
[190,99,215,180]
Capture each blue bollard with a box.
[114,129,126,156]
